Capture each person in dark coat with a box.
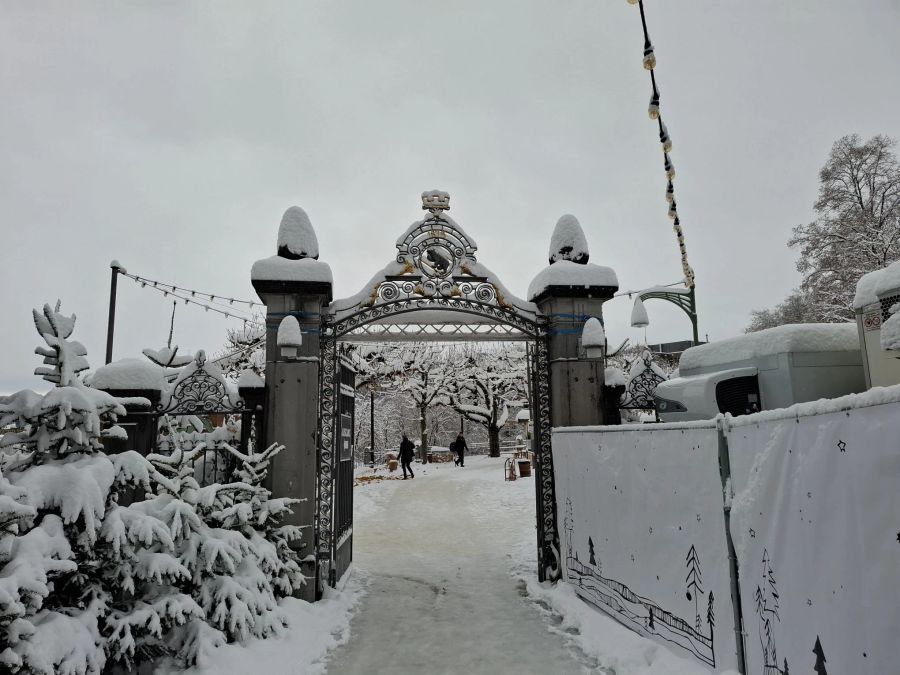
[398,433,415,479]
[454,433,467,467]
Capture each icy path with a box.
[174,456,716,675]
[324,457,594,675]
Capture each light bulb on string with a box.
[642,39,656,70]
[664,154,675,179]
[668,202,678,219]
[627,0,639,5]
[665,181,675,203]
[648,88,660,119]
[659,121,672,153]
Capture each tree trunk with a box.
[419,405,428,464]
[488,424,500,458]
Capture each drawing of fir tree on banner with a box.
[755,548,789,675]
[685,545,702,630]
[813,636,828,674]
[562,499,716,668]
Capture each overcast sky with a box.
[2,1,899,394]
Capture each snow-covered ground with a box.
[166,457,721,674]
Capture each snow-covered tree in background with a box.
[397,345,455,463]
[748,134,900,329]
[448,345,527,457]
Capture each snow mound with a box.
[276,316,302,348]
[527,261,618,301]
[142,346,192,368]
[277,206,319,260]
[881,304,900,351]
[852,259,900,309]
[680,323,859,372]
[251,256,333,285]
[581,317,605,348]
[604,366,627,387]
[91,358,167,391]
[549,214,589,265]
[237,369,264,389]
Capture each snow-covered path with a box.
[324,457,594,675]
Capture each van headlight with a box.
[654,396,687,413]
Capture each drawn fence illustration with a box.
[553,389,900,674]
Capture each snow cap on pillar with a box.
[581,317,606,348]
[276,316,303,348]
[631,296,650,328]
[527,214,618,302]
[277,206,319,260]
[276,315,303,359]
[549,214,589,265]
[251,205,333,300]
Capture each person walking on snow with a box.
[454,433,467,467]
[399,433,415,479]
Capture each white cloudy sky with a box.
[2,1,899,393]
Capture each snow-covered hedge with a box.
[0,302,305,674]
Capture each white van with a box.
[654,324,865,422]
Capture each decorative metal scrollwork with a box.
[620,350,668,410]
[316,336,338,591]
[158,350,244,415]
[531,337,561,582]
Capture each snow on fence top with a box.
[527,260,618,301]
[604,365,627,387]
[679,323,859,372]
[277,206,319,260]
[90,358,167,391]
[237,368,265,389]
[549,214,589,265]
[853,259,900,309]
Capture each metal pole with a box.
[370,388,375,467]
[105,261,122,364]
[689,286,699,344]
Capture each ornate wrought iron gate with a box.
[314,195,561,595]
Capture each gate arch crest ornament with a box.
[316,191,561,593]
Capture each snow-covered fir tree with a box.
[0,302,188,674]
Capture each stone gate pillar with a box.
[251,206,332,602]
[529,215,619,427]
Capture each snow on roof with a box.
[581,317,605,348]
[277,206,319,260]
[91,358,167,391]
[881,305,900,350]
[251,255,333,285]
[549,214,589,265]
[853,259,900,309]
[679,323,859,372]
[515,408,530,421]
[527,261,619,301]
[276,316,303,347]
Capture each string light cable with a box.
[120,271,263,325]
[626,0,696,290]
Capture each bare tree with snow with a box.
[748,134,900,329]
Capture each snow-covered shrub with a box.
[143,439,305,666]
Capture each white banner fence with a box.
[552,387,900,674]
